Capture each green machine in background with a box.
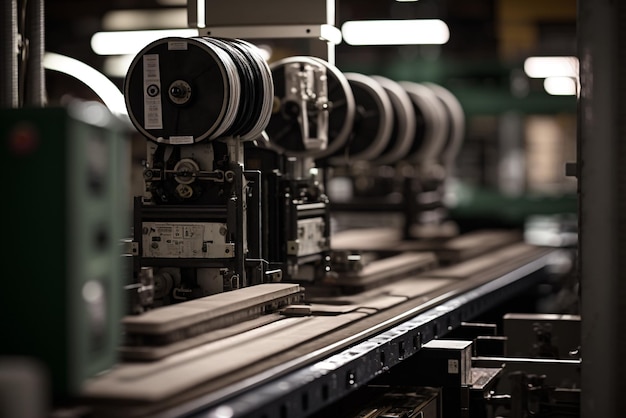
[0,103,130,399]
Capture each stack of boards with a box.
[81,230,553,418]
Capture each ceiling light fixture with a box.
[102,9,188,31]
[341,19,449,46]
[543,76,578,96]
[91,29,199,56]
[523,56,579,79]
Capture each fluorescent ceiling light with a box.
[524,56,579,79]
[544,76,578,96]
[102,9,187,31]
[341,19,449,46]
[43,52,128,117]
[103,54,135,78]
[91,29,199,56]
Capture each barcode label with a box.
[143,54,163,130]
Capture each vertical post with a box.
[1,0,18,108]
[24,0,45,106]
[578,0,626,417]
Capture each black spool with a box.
[328,72,393,164]
[124,37,233,145]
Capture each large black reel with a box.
[125,36,274,145]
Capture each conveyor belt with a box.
[82,241,555,418]
[190,245,554,418]
[331,227,522,264]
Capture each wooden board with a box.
[83,312,370,402]
[120,283,304,360]
[82,244,554,417]
[334,251,438,291]
[123,283,304,335]
[120,314,285,361]
[331,227,522,264]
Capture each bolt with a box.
[171,86,182,97]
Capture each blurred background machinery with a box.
[2,0,626,417]
[43,0,579,226]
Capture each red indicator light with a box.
[9,124,39,156]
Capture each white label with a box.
[169,135,194,145]
[168,41,188,50]
[142,222,234,258]
[447,359,459,374]
[143,54,163,130]
[293,217,326,256]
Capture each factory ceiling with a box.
[40,0,576,106]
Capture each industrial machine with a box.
[124,36,276,307]
[245,55,356,283]
[324,74,465,240]
[0,0,583,417]
[66,26,573,417]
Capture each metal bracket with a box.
[199,24,342,45]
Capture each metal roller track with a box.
[195,253,552,418]
[117,245,556,418]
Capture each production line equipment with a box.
[124,37,356,309]
[246,55,356,282]
[124,34,481,310]
[73,33,571,418]
[321,73,465,239]
[125,36,273,307]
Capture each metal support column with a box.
[24,0,45,106]
[578,0,626,417]
[1,0,18,108]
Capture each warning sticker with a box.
[143,54,163,130]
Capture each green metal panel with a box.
[0,105,129,399]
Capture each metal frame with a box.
[145,253,555,418]
[198,25,341,45]
[578,0,626,417]
[199,26,337,67]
